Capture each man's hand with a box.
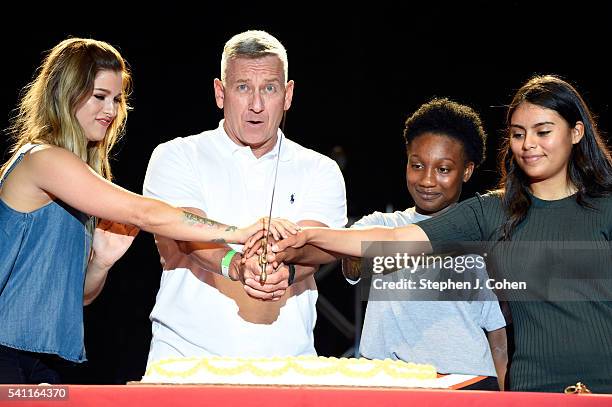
[236,236,292,300]
[235,254,289,301]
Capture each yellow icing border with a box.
[145,356,436,380]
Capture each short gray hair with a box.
[220,30,288,83]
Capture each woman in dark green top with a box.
[262,75,612,392]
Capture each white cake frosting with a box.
[142,356,441,388]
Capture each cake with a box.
[141,356,440,388]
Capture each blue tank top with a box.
[0,145,93,362]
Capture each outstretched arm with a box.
[171,207,245,281]
[24,146,297,243]
[305,225,431,256]
[273,244,340,266]
[247,224,432,258]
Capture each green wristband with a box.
[221,249,237,279]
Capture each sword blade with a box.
[259,131,284,284]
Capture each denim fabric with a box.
[0,146,92,362]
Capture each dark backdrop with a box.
[1,1,610,383]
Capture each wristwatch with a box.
[287,263,296,286]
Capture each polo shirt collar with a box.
[216,119,294,162]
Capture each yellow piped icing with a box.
[144,356,437,382]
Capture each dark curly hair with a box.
[403,98,487,166]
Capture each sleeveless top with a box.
[0,144,93,362]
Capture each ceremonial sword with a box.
[258,113,286,284]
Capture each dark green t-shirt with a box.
[417,192,612,393]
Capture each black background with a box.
[1,1,610,383]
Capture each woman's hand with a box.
[270,230,308,252]
[84,220,139,305]
[237,217,299,244]
[243,228,308,256]
[90,219,140,268]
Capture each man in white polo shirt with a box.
[142,30,347,364]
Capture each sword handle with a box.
[259,235,268,284]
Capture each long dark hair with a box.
[498,75,612,240]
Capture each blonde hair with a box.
[220,30,288,83]
[1,37,132,180]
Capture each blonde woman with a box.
[0,38,296,383]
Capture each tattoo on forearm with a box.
[182,211,222,228]
[182,212,239,242]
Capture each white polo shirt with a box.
[143,120,347,364]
